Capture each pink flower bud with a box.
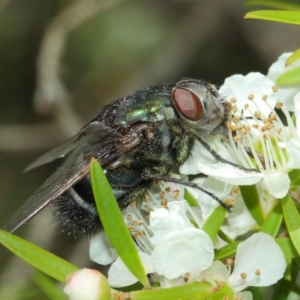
[64,268,110,300]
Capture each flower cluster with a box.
[66,53,300,299]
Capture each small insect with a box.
[3,78,249,237]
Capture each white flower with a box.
[223,73,300,198]
[181,72,300,199]
[90,175,216,288]
[64,268,110,300]
[181,69,300,199]
[201,233,286,295]
[267,52,300,111]
[105,200,214,287]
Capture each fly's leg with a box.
[141,171,232,212]
[195,135,260,173]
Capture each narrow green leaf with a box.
[286,49,300,66]
[276,237,298,260]
[129,282,234,300]
[290,178,300,189]
[0,229,78,282]
[246,0,300,10]
[259,201,283,237]
[240,185,265,226]
[289,169,300,187]
[281,194,300,255]
[276,66,300,85]
[184,189,199,207]
[218,229,235,244]
[90,158,150,288]
[214,241,240,260]
[245,10,300,25]
[202,205,227,241]
[32,272,66,300]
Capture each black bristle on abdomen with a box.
[52,192,102,238]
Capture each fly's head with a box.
[171,78,229,137]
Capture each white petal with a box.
[187,177,232,216]
[149,201,193,246]
[228,233,286,292]
[89,232,117,265]
[221,193,256,239]
[180,140,217,175]
[159,276,185,288]
[108,252,154,287]
[263,171,290,198]
[236,291,253,300]
[151,228,214,280]
[267,52,300,111]
[200,260,230,283]
[186,181,219,217]
[219,73,278,117]
[197,161,263,185]
[280,138,300,168]
[201,176,233,199]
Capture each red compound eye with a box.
[172,88,204,121]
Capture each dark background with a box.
[0,0,299,298]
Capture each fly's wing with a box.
[3,149,89,232]
[24,121,105,172]
[3,121,147,233]
[24,136,78,172]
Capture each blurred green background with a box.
[0,0,299,298]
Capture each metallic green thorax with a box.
[125,98,171,124]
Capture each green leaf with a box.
[246,0,300,10]
[247,287,264,300]
[218,229,235,244]
[240,185,265,226]
[184,189,199,207]
[276,66,300,85]
[0,229,78,282]
[202,205,227,241]
[289,169,300,188]
[32,272,66,300]
[259,201,283,237]
[129,282,234,300]
[245,10,300,25]
[90,158,150,288]
[276,238,299,260]
[286,49,300,66]
[214,241,240,260]
[281,194,300,255]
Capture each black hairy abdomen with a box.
[52,168,151,237]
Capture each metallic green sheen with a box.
[125,98,170,124]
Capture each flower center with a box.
[226,87,296,172]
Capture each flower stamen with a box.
[255,269,261,276]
